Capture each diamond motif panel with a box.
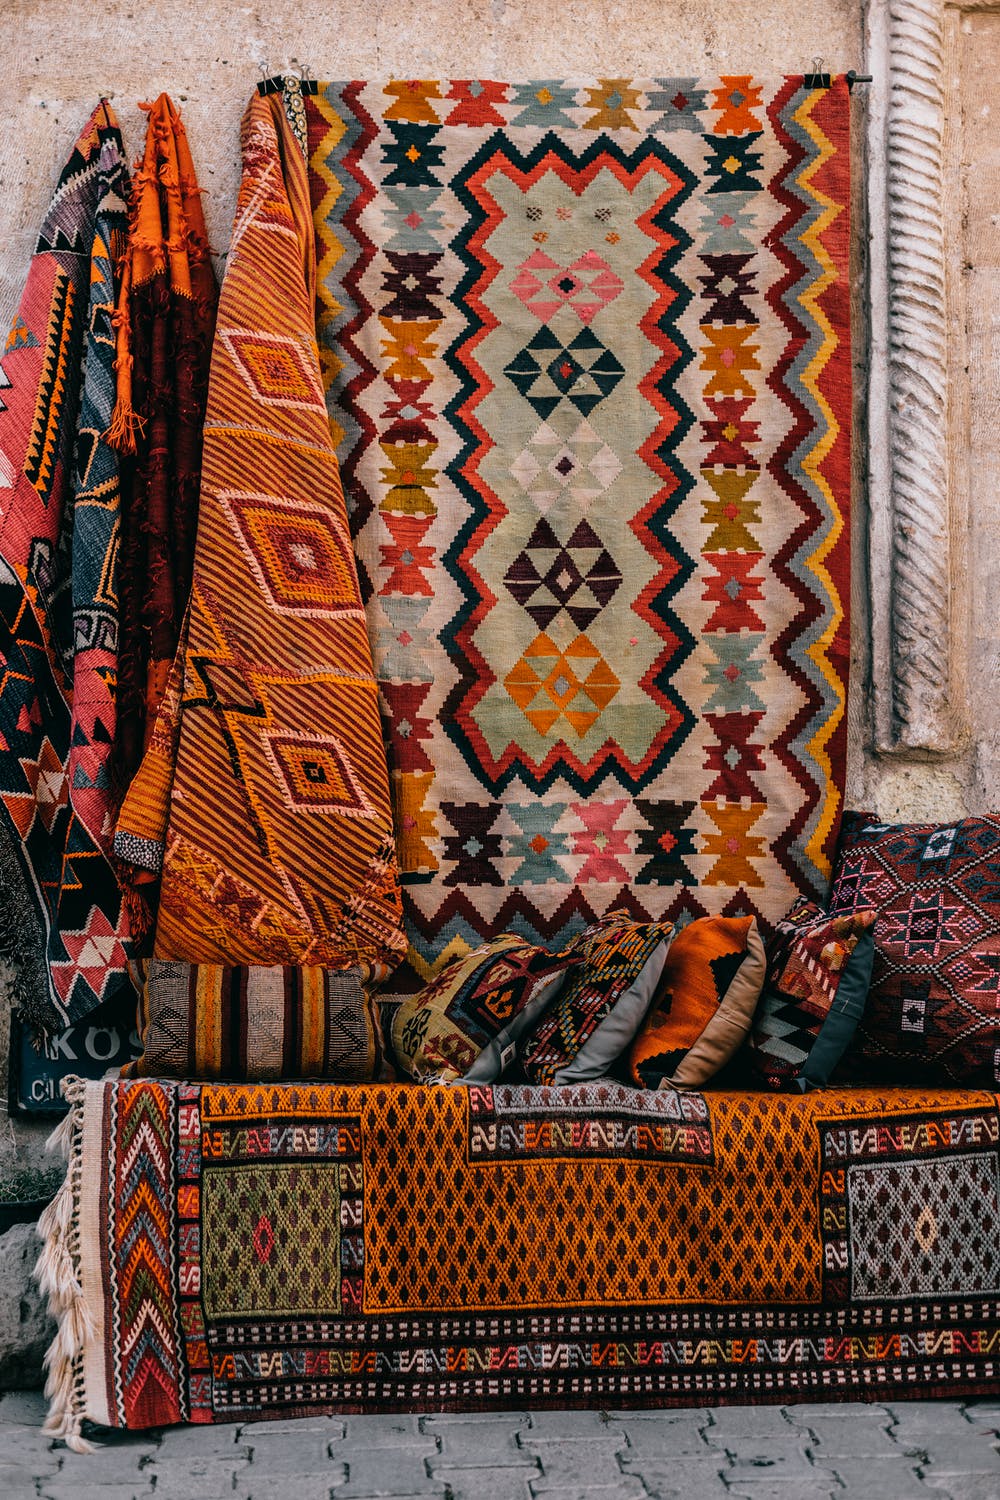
[219,491,364,619]
[847,1155,1000,1301]
[504,326,626,417]
[510,248,625,324]
[503,517,622,630]
[263,731,377,818]
[508,416,624,511]
[202,1162,342,1318]
[504,630,620,737]
[220,328,324,409]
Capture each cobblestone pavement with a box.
[2,1390,1000,1499]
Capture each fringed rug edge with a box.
[34,1076,96,1453]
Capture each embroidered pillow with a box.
[126,962,392,1081]
[828,812,1000,1085]
[629,914,766,1088]
[392,935,572,1083]
[520,912,674,1086]
[748,899,876,1091]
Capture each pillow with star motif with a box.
[520,910,675,1086]
[827,812,1000,1085]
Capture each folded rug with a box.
[303,75,854,996]
[110,93,218,784]
[115,89,404,976]
[0,103,136,1032]
[39,1076,1000,1445]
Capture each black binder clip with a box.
[805,56,832,90]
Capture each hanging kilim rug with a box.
[115,89,405,975]
[39,1076,1000,1444]
[109,93,218,786]
[301,75,853,995]
[0,103,136,1033]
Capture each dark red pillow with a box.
[827,811,1000,1085]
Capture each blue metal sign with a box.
[8,1002,142,1115]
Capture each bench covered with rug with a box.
[39,1076,1000,1449]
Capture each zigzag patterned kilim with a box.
[50,1077,1000,1437]
[303,76,853,995]
[115,89,405,973]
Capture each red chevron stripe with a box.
[110,1082,184,1428]
[329,84,381,573]
[765,76,826,889]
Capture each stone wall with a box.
[6,0,997,1141]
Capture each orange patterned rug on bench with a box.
[40,1078,1000,1446]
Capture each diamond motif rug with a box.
[39,1078,1000,1443]
[114,89,405,974]
[302,75,853,994]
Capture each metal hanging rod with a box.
[253,63,875,99]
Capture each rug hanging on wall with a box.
[301,74,853,995]
[115,89,405,975]
[109,92,218,787]
[39,1075,1000,1444]
[0,103,137,1033]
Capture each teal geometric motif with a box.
[703,633,766,713]
[647,79,709,132]
[698,191,758,254]
[504,327,626,418]
[508,81,579,129]
[506,802,571,885]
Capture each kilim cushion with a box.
[747,899,876,1091]
[828,813,1000,1085]
[521,911,673,1085]
[629,914,765,1088]
[392,935,572,1083]
[126,962,392,1082]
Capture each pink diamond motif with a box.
[511,248,623,325]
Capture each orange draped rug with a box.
[110,93,218,784]
[115,90,404,976]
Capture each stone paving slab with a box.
[2,1393,1000,1498]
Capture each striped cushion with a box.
[125,962,392,1081]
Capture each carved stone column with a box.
[866,0,957,752]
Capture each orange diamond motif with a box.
[263,731,377,818]
[505,631,620,738]
[219,491,365,620]
[219,328,322,409]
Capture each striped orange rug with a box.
[116,89,404,977]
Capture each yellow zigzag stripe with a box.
[310,89,349,449]
[793,88,846,883]
[405,932,474,988]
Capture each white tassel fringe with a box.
[34,1076,95,1453]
